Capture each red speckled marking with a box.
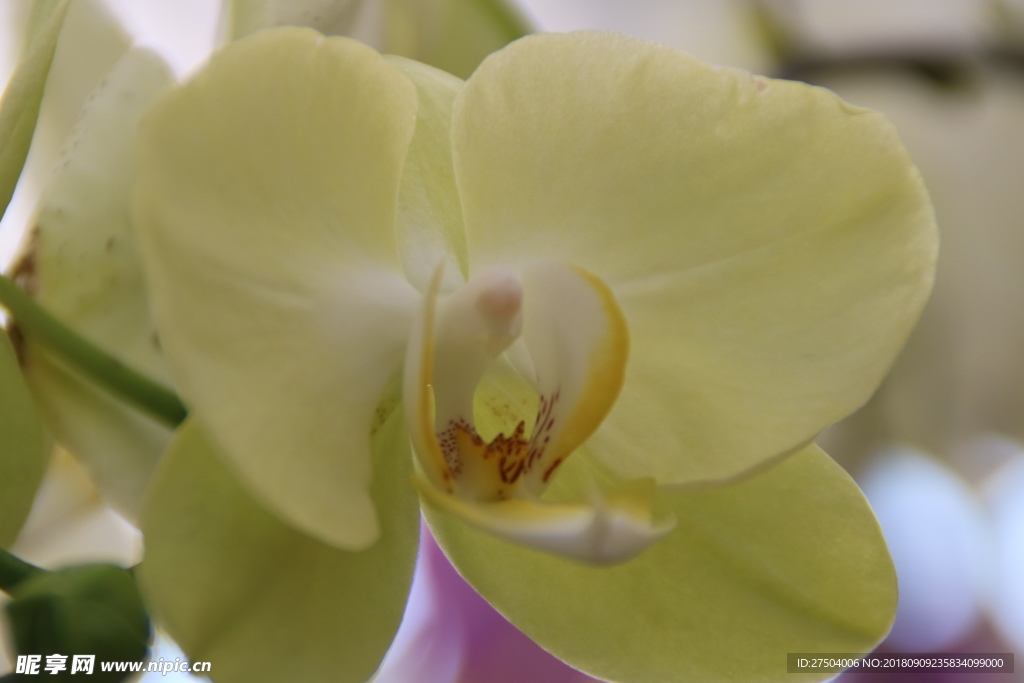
[542,458,563,483]
[434,386,566,495]
[526,388,562,473]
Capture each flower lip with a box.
[405,262,527,501]
[405,259,670,563]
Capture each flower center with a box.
[404,262,676,564]
[405,261,630,503]
[430,267,531,501]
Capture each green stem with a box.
[0,274,187,426]
[475,0,533,42]
[775,49,1010,88]
[0,548,44,593]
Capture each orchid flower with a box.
[129,26,935,683]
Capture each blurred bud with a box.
[5,564,150,681]
[859,447,991,652]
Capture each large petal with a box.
[135,29,419,549]
[427,444,896,683]
[20,48,174,521]
[139,411,419,683]
[0,327,48,548]
[453,31,936,486]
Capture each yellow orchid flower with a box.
[1,0,530,529]
[131,27,934,683]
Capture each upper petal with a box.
[135,28,419,549]
[452,31,937,485]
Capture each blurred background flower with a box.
[2,0,1024,681]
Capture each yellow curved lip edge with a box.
[407,261,452,490]
[539,263,631,472]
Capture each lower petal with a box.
[427,444,896,683]
[139,411,420,683]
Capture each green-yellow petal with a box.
[8,0,133,223]
[427,444,897,683]
[0,0,69,217]
[139,410,419,683]
[386,55,468,292]
[0,327,48,547]
[21,48,174,521]
[135,29,418,549]
[454,31,937,486]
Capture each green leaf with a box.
[138,407,420,683]
[6,564,150,682]
[0,327,48,548]
[0,0,70,219]
[426,444,897,683]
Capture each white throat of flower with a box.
[405,262,675,564]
